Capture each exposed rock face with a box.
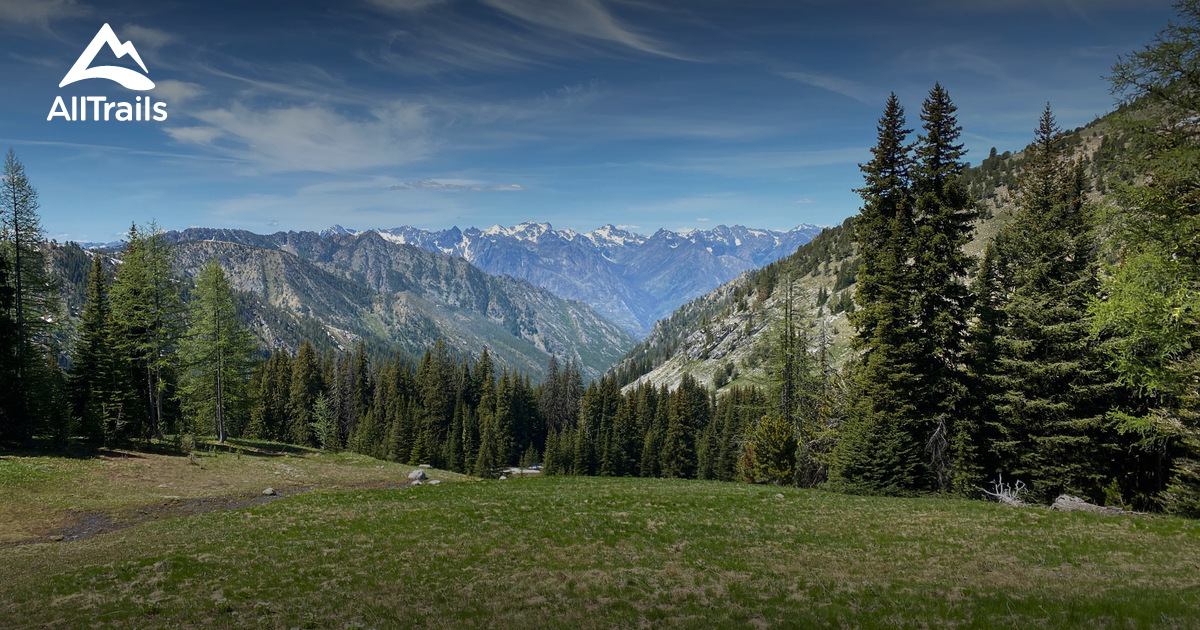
[370,222,822,336]
[154,229,638,381]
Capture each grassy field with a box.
[0,438,462,544]
[2,450,1200,629]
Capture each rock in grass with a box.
[499,475,508,480]
[774,493,784,500]
[429,480,441,485]
[263,488,277,496]
[408,469,427,481]
[411,480,423,486]
[1050,495,1131,515]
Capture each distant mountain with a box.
[62,229,637,382]
[322,222,823,337]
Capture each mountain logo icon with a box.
[59,23,155,91]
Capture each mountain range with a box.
[323,222,823,337]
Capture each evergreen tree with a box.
[747,414,797,484]
[310,392,336,451]
[834,93,926,493]
[908,84,979,492]
[1094,1,1200,514]
[178,260,254,443]
[0,254,17,441]
[111,222,183,440]
[984,106,1117,502]
[0,149,63,441]
[287,341,322,446]
[69,255,123,443]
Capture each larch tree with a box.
[1093,0,1200,514]
[1,149,63,441]
[179,260,254,443]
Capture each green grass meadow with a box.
[3,469,1200,629]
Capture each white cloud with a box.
[387,179,526,192]
[153,80,204,105]
[615,224,640,230]
[480,0,688,60]
[696,217,710,221]
[120,24,173,51]
[780,70,877,104]
[794,198,815,204]
[166,101,432,173]
[0,0,86,29]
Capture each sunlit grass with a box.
[2,475,1198,628]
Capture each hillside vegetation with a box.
[610,108,1123,393]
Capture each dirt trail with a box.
[3,480,413,548]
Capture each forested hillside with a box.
[56,229,636,382]
[609,103,1123,392]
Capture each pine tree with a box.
[834,93,926,493]
[908,84,979,492]
[747,414,797,484]
[310,393,336,451]
[69,255,122,443]
[178,260,254,443]
[287,341,322,446]
[111,222,183,441]
[1,150,63,441]
[0,255,17,441]
[979,106,1118,502]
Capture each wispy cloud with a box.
[165,101,433,173]
[0,0,87,30]
[153,80,205,105]
[779,70,877,104]
[120,24,173,52]
[650,147,868,178]
[480,0,689,60]
[794,198,815,204]
[387,179,525,192]
[0,137,242,163]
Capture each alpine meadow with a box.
[2,1,1199,628]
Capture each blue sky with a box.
[0,0,1179,243]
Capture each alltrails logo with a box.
[47,23,168,122]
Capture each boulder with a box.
[262,488,277,496]
[408,469,427,481]
[1050,495,1129,515]
[774,493,784,500]
[411,480,423,486]
[499,475,508,480]
[429,480,441,485]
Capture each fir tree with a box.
[111,222,183,440]
[287,341,322,446]
[984,106,1117,502]
[178,261,254,443]
[834,93,926,493]
[908,84,979,492]
[69,255,122,443]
